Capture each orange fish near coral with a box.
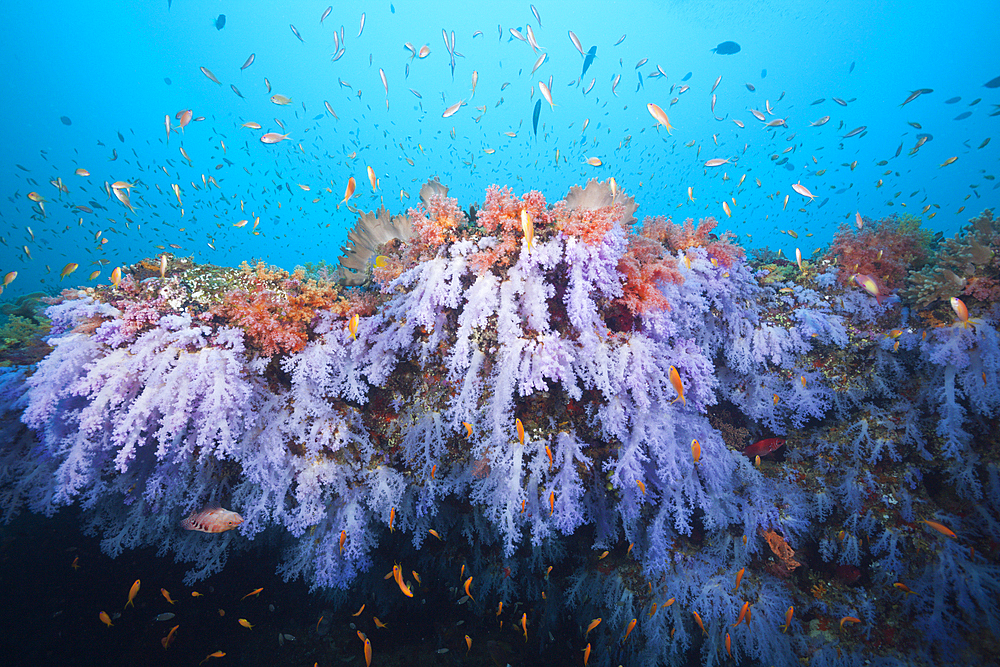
[520,209,534,250]
[341,176,356,206]
[950,297,972,328]
[922,519,956,538]
[852,274,884,305]
[464,576,475,601]
[668,366,685,406]
[692,610,707,635]
[180,507,244,533]
[780,606,794,632]
[624,618,637,642]
[161,624,179,648]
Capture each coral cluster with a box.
[902,209,998,308]
[1,182,999,667]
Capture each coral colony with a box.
[2,178,1000,666]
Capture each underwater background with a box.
[2,0,1000,666]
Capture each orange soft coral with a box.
[211,288,309,356]
[468,186,552,274]
[410,194,466,248]
[552,200,622,245]
[759,527,801,577]
[642,215,744,267]
[616,233,683,315]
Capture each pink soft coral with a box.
[410,194,465,248]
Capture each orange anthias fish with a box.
[161,588,176,605]
[99,611,113,627]
[839,616,861,630]
[922,519,956,538]
[393,565,413,597]
[516,418,525,445]
[951,297,973,329]
[364,637,372,667]
[260,132,290,144]
[199,651,226,665]
[341,176,356,206]
[241,587,263,601]
[693,610,707,635]
[853,274,884,305]
[161,624,179,649]
[464,576,475,601]
[691,439,701,464]
[521,613,528,642]
[780,606,794,632]
[585,618,601,638]
[731,601,750,627]
[732,568,745,593]
[624,618,637,642]
[520,209,534,250]
[125,579,140,609]
[646,103,674,133]
[180,507,244,533]
[668,366,685,406]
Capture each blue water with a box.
[1,0,998,295]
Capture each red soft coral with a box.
[645,215,717,250]
[211,288,309,356]
[641,215,744,267]
[553,201,622,245]
[616,233,683,315]
[826,215,930,293]
[468,186,550,274]
[411,194,465,248]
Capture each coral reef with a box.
[902,209,996,308]
[1,182,999,667]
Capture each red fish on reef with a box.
[180,507,244,533]
[742,438,785,458]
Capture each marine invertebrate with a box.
[4,196,1000,667]
[826,213,931,296]
[902,209,996,308]
[336,206,413,286]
